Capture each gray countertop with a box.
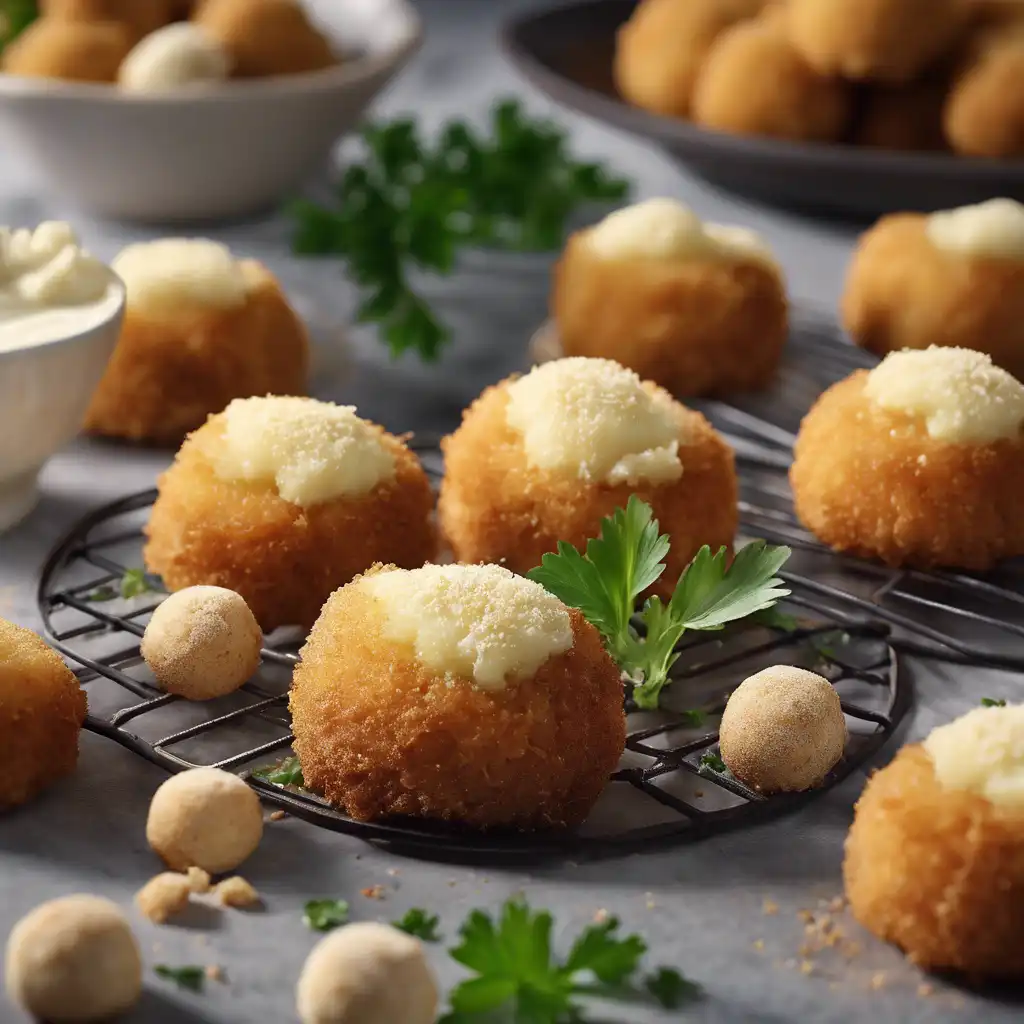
[0,2,1019,1021]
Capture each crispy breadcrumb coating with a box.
[841,213,1024,381]
[42,0,175,40]
[2,18,132,81]
[845,745,1024,978]
[290,583,625,830]
[791,371,1024,569]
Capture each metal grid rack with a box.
[38,444,907,857]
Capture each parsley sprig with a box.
[440,898,697,1023]
[982,697,1007,707]
[252,755,304,788]
[290,99,630,361]
[0,0,37,53]
[85,567,157,602]
[154,965,205,992]
[528,497,791,709]
[303,898,349,932]
[394,907,442,942]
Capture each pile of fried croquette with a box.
[615,0,1024,157]
[1,0,337,89]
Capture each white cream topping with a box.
[212,396,395,507]
[586,197,777,267]
[119,23,231,93]
[112,238,251,319]
[924,705,1024,809]
[505,357,685,485]
[360,564,574,691]
[926,198,1024,261]
[863,347,1024,444]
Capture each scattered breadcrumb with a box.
[917,983,933,998]
[135,872,191,924]
[753,939,765,952]
[386,868,400,877]
[206,965,225,983]
[763,898,779,916]
[186,867,211,894]
[269,810,286,822]
[870,972,887,991]
[593,908,609,924]
[216,876,260,908]
[800,960,815,976]
[361,885,385,901]
[644,893,657,910]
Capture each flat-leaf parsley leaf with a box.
[394,908,441,942]
[252,756,304,788]
[303,898,349,932]
[154,965,205,992]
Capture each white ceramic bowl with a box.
[0,0,421,223]
[0,281,125,532]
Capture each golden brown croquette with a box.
[613,0,763,118]
[289,570,625,830]
[853,79,949,150]
[841,212,1024,380]
[144,403,436,633]
[0,619,86,811]
[845,744,1024,978]
[2,18,132,82]
[41,0,175,39]
[692,13,852,142]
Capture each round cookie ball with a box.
[296,922,438,1024]
[290,564,625,829]
[845,706,1024,978]
[791,347,1024,570]
[41,0,175,40]
[84,239,309,445]
[553,199,789,397]
[146,766,263,873]
[144,396,437,632]
[141,586,262,700]
[0,618,86,811]
[119,22,232,91]
[853,79,949,150]
[4,895,142,1023]
[438,357,737,588]
[719,665,846,793]
[692,12,852,142]
[613,0,763,118]
[1,18,132,81]
[786,0,968,83]
[841,202,1024,381]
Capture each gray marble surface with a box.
[0,2,1021,1021]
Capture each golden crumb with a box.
[135,872,191,924]
[361,885,386,901]
[870,972,887,991]
[594,908,609,924]
[800,960,815,976]
[763,898,780,916]
[918,983,934,998]
[268,810,286,822]
[206,965,225,983]
[216,876,260,908]
[829,896,846,912]
[386,868,400,878]
[645,894,657,910]
[842,941,862,960]
[753,939,765,952]
[186,867,211,894]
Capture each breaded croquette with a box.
[845,706,1024,979]
[841,201,1024,379]
[41,0,175,40]
[1,18,132,82]
[554,199,788,397]
[0,618,86,811]
[791,347,1024,570]
[786,0,969,83]
[438,357,737,589]
[84,239,309,445]
[613,0,762,118]
[144,396,436,632]
[194,0,336,78]
[290,564,625,829]
[853,79,949,150]
[693,12,852,142]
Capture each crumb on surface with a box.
[135,872,191,924]
[186,866,211,894]
[386,868,400,877]
[753,939,765,952]
[763,898,780,916]
[361,885,386,901]
[216,876,260,908]
[918,983,934,998]
[870,972,887,991]
[594,908,609,924]
[268,810,286,822]
[800,960,815,976]
[206,964,225,983]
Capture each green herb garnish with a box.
[84,584,117,602]
[810,630,850,662]
[154,965,205,992]
[752,607,801,633]
[699,751,727,774]
[252,755,304,788]
[119,568,155,599]
[440,897,697,1023]
[394,907,441,942]
[0,0,37,52]
[303,898,350,932]
[290,99,629,361]
[527,497,791,709]
[645,966,701,1009]
[982,697,1007,707]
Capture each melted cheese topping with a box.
[112,238,251,319]
[586,197,777,267]
[505,357,684,485]
[926,198,1024,261]
[360,564,573,691]
[212,396,395,507]
[863,347,1024,444]
[924,705,1024,809]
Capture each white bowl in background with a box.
[0,280,126,532]
[0,0,422,223]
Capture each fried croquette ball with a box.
[786,0,968,83]
[297,923,438,1024]
[144,396,436,632]
[554,199,788,397]
[119,22,231,91]
[0,619,86,811]
[439,358,737,586]
[1,18,132,82]
[146,766,263,873]
[692,13,852,142]
[841,201,1024,379]
[4,895,142,1023]
[84,239,309,445]
[141,586,263,700]
[854,79,949,150]
[290,564,626,829]
[791,347,1024,570]
[194,0,336,78]
[845,705,1024,978]
[719,665,847,793]
[613,0,763,118]
[41,0,175,40]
